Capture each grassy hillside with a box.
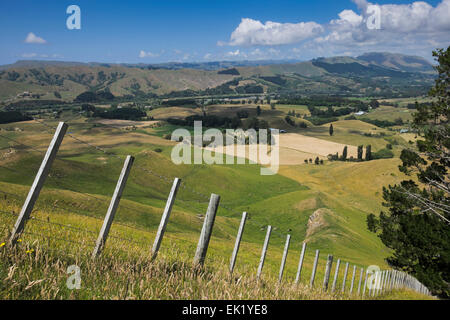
[0,53,435,102]
[0,108,428,300]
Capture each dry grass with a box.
[0,213,432,300]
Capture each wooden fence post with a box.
[341,262,349,293]
[229,212,248,274]
[309,249,320,287]
[193,194,221,266]
[294,242,307,285]
[331,258,341,293]
[362,268,369,297]
[278,234,291,283]
[256,225,272,280]
[9,122,68,245]
[323,254,333,291]
[357,268,364,295]
[92,155,134,258]
[350,265,357,294]
[151,178,181,261]
[372,271,379,297]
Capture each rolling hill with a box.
[0,52,435,102]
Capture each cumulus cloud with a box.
[24,32,47,44]
[312,0,450,58]
[219,0,449,60]
[226,18,324,46]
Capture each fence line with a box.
[0,121,432,298]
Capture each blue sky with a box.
[0,0,448,64]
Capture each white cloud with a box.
[139,50,159,58]
[227,18,324,46]
[24,32,47,44]
[312,0,450,58]
[227,49,241,56]
[219,0,449,60]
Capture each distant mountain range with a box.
[0,52,435,101]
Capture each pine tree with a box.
[341,146,348,161]
[367,47,450,298]
[357,145,363,161]
[329,124,334,136]
[365,145,372,161]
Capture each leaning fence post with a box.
[341,262,349,293]
[256,225,272,280]
[92,155,134,258]
[323,254,333,291]
[9,122,68,245]
[310,249,320,287]
[357,268,364,295]
[229,212,248,274]
[331,258,341,293]
[278,234,291,283]
[193,194,221,266]
[295,242,307,285]
[151,178,181,261]
[350,265,357,294]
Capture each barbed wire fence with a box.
[0,119,432,298]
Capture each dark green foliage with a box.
[314,157,320,165]
[5,100,66,112]
[369,99,380,109]
[285,116,296,127]
[305,116,339,126]
[256,105,261,116]
[218,68,240,75]
[368,47,450,298]
[54,91,62,99]
[329,124,334,136]
[93,107,146,120]
[372,148,394,159]
[74,91,97,103]
[75,91,115,103]
[0,111,32,124]
[359,118,398,128]
[341,146,348,161]
[167,115,243,129]
[235,84,264,94]
[365,145,372,161]
[81,104,96,113]
[357,145,364,161]
[260,76,287,86]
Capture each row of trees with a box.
[304,157,324,165]
[328,145,372,162]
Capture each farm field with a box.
[0,106,424,299]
